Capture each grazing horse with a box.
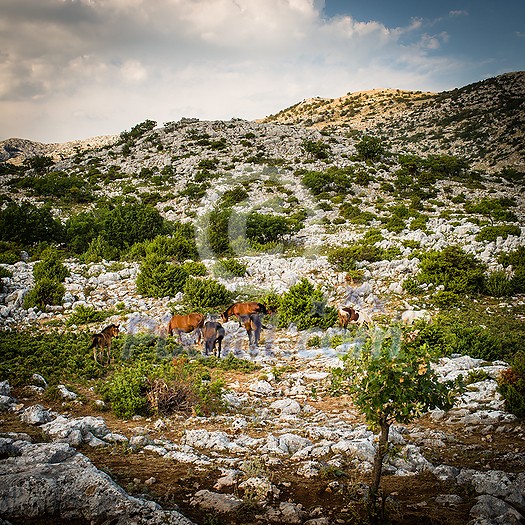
[202,321,225,358]
[90,324,120,364]
[221,302,267,326]
[338,307,372,329]
[239,314,266,347]
[167,313,205,344]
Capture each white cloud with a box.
[0,0,469,142]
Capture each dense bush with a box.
[206,207,234,257]
[136,254,189,297]
[302,139,331,160]
[475,225,521,242]
[328,242,400,272]
[355,135,385,162]
[465,197,518,224]
[183,277,232,309]
[222,185,248,207]
[32,249,70,283]
[277,278,337,330]
[102,201,166,250]
[213,258,247,278]
[0,331,101,386]
[0,203,63,246]
[246,212,292,245]
[300,166,353,196]
[14,171,96,203]
[498,351,525,418]
[483,271,514,297]
[64,212,100,254]
[413,245,486,294]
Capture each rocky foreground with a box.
[1,340,525,525]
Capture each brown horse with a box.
[239,314,266,347]
[90,324,120,364]
[338,307,372,329]
[201,321,225,358]
[167,313,205,343]
[221,302,267,325]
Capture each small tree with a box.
[332,326,456,517]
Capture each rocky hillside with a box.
[1,72,525,525]
[260,71,525,172]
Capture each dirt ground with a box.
[2,379,525,525]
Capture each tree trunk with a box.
[370,418,390,500]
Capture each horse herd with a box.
[91,301,430,364]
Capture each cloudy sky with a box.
[1,0,524,143]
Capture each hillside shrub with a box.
[302,139,331,160]
[355,135,385,162]
[301,166,353,195]
[24,277,65,310]
[277,278,337,330]
[475,225,521,242]
[65,212,100,254]
[465,197,518,224]
[0,331,101,386]
[246,212,292,245]
[498,351,525,418]
[222,185,248,207]
[32,249,70,283]
[213,258,247,278]
[136,255,189,297]
[183,277,232,309]
[82,235,120,263]
[66,304,111,326]
[328,241,400,272]
[206,207,234,257]
[483,271,513,297]
[415,245,486,294]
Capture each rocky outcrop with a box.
[0,437,195,525]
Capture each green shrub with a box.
[102,201,166,250]
[301,166,353,196]
[24,277,66,310]
[511,268,525,294]
[475,225,521,242]
[100,360,153,418]
[277,278,337,330]
[181,261,208,276]
[498,351,525,418]
[246,212,292,245]
[415,245,486,294]
[183,277,232,309]
[213,258,247,278]
[32,249,70,282]
[355,135,385,162]
[65,212,100,254]
[128,227,199,262]
[67,305,111,326]
[206,207,234,257]
[0,331,101,386]
[302,139,331,160]
[82,235,120,263]
[136,255,189,297]
[222,185,248,207]
[483,271,514,297]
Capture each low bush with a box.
[277,278,337,330]
[213,258,247,278]
[183,277,232,309]
[246,213,292,245]
[483,271,514,297]
[498,351,525,418]
[475,225,521,242]
[136,255,189,297]
[66,305,112,326]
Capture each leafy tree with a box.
[301,166,353,196]
[183,277,232,309]
[465,197,518,224]
[0,203,63,246]
[302,139,331,160]
[206,207,234,257]
[102,202,166,250]
[331,327,455,513]
[65,212,100,254]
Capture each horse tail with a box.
[89,334,99,349]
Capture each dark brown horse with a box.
[221,302,267,325]
[239,314,267,347]
[338,307,373,329]
[90,324,120,364]
[167,313,205,343]
[202,321,225,358]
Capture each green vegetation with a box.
[498,351,525,418]
[355,135,386,162]
[213,258,247,278]
[277,278,337,330]
[183,277,232,309]
[331,326,455,508]
[300,166,353,196]
[328,239,400,272]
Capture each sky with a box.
[1,0,524,143]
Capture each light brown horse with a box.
[221,302,267,325]
[90,324,120,364]
[338,307,372,329]
[239,314,266,347]
[202,321,225,358]
[167,313,205,343]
